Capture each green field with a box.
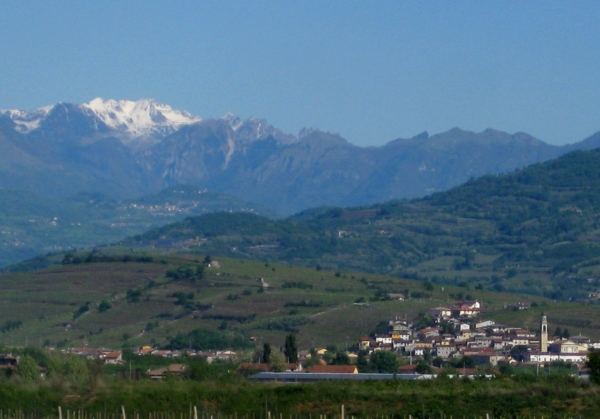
[2,252,600,350]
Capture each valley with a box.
[0,185,274,267]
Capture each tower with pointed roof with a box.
[540,312,548,353]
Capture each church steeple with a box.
[540,312,548,353]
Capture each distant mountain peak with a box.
[0,104,55,133]
[298,127,317,139]
[80,98,202,137]
[221,112,243,131]
[412,131,429,140]
[0,98,202,139]
[220,113,298,144]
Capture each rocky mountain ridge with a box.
[1,99,600,214]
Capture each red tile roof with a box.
[308,365,357,374]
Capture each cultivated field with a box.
[1,252,600,349]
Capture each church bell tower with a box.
[540,312,548,353]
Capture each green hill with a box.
[0,254,597,350]
[6,148,600,348]
[119,149,600,301]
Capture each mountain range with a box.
[3,98,600,214]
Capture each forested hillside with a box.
[120,149,600,301]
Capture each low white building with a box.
[374,334,392,344]
[528,353,587,363]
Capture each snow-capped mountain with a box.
[3,97,600,216]
[0,105,55,133]
[80,98,201,138]
[0,99,296,150]
[0,98,203,149]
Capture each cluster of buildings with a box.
[64,346,240,379]
[67,347,125,364]
[67,346,240,364]
[359,300,597,367]
[4,298,598,381]
[130,346,236,362]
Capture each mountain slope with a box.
[140,125,569,213]
[123,148,600,301]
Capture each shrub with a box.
[73,303,90,319]
[0,320,22,333]
[126,288,142,302]
[98,300,112,312]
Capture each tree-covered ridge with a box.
[122,148,600,301]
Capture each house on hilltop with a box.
[103,351,123,364]
[428,307,452,321]
[0,354,18,372]
[147,364,188,380]
[451,301,481,318]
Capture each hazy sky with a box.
[1,1,598,146]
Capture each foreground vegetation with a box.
[0,359,598,419]
[1,345,598,417]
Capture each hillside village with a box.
[359,300,597,370]
[0,300,592,381]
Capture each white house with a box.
[475,320,495,329]
[428,307,452,320]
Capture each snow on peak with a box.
[80,98,201,136]
[221,112,243,131]
[0,104,55,133]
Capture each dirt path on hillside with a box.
[310,305,345,318]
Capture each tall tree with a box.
[16,355,39,380]
[268,352,285,372]
[587,350,600,385]
[331,351,350,365]
[284,334,298,363]
[357,350,371,373]
[263,342,272,363]
[195,265,205,280]
[369,351,399,373]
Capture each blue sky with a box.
[1,1,598,146]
